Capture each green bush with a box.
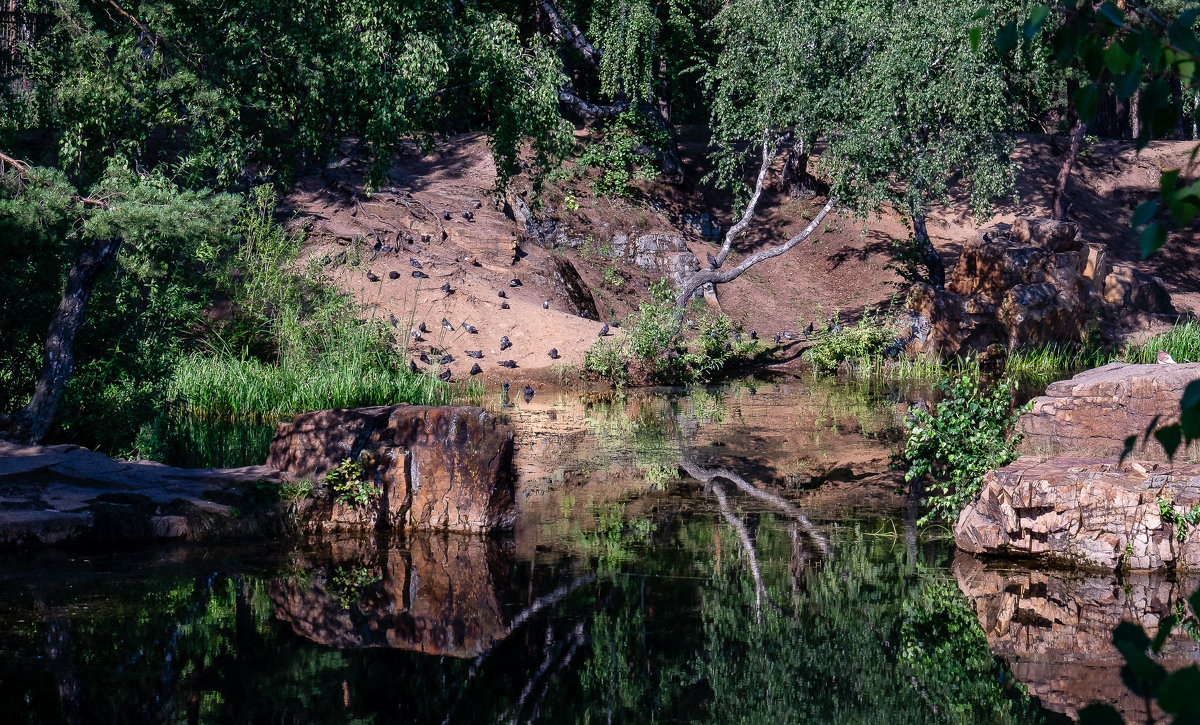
[803,309,898,373]
[901,375,1025,526]
[325,458,377,507]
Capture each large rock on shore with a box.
[908,218,1172,357]
[1019,361,1200,461]
[954,457,1200,570]
[268,405,515,533]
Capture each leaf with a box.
[1140,222,1167,257]
[1157,666,1200,714]
[1078,704,1125,725]
[1152,613,1179,653]
[1156,424,1183,461]
[970,26,982,54]
[1098,1,1127,28]
[1131,199,1158,229]
[1075,84,1101,122]
[1024,6,1050,43]
[997,21,1019,55]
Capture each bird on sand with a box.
[499,336,512,351]
[389,314,399,327]
[466,350,484,358]
[439,354,454,365]
[748,330,758,340]
[410,329,422,342]
[523,385,535,403]
[1158,350,1179,364]
[409,360,418,374]
[548,348,560,359]
[441,282,452,294]
[410,257,423,269]
[706,252,718,269]
[438,369,452,381]
[463,323,477,334]
[412,270,429,279]
[470,363,483,375]
[442,318,454,331]
[500,302,510,309]
[498,360,517,368]
[598,323,610,337]
[442,211,452,220]
[388,271,400,280]
[498,290,507,298]
[509,278,522,287]
[773,333,782,344]
[419,321,429,333]
[366,270,379,283]
[542,300,550,309]
[419,352,430,364]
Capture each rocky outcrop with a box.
[268,405,515,533]
[610,232,701,288]
[548,255,600,320]
[270,535,511,657]
[0,441,282,549]
[909,218,1173,357]
[1019,362,1200,461]
[954,553,1200,722]
[954,457,1200,570]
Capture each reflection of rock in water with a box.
[270,535,510,658]
[954,553,1200,722]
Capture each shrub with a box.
[803,309,899,372]
[324,458,377,507]
[901,375,1026,526]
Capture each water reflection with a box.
[954,553,1200,723]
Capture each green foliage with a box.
[324,458,376,507]
[327,566,380,609]
[583,280,760,384]
[1119,320,1200,364]
[1157,495,1200,542]
[577,111,663,196]
[803,309,900,373]
[903,375,1026,525]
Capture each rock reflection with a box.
[954,553,1200,722]
[271,535,512,657]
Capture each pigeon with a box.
[419,352,430,364]
[509,278,522,287]
[443,211,452,220]
[438,369,452,381]
[441,282,452,294]
[442,318,454,331]
[410,329,422,341]
[470,363,483,375]
[499,336,512,351]
[498,360,517,368]
[1158,350,1178,364]
[542,300,550,309]
[409,360,418,374]
[523,385,535,403]
[466,350,484,359]
[421,234,431,244]
[463,255,477,265]
[805,322,815,335]
[410,257,423,269]
[706,252,718,269]
[500,302,510,309]
[462,211,474,221]
[498,290,507,298]
[380,244,393,253]
[439,354,454,365]
[373,239,382,251]
[419,322,429,333]
[389,314,399,327]
[610,320,621,329]
[748,329,758,340]
[598,323,609,337]
[783,331,795,340]
[548,348,560,359]
[388,271,400,280]
[463,323,477,334]
[413,270,429,279]
[773,333,782,344]
[366,270,379,283]
[580,310,590,319]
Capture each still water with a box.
[0,380,1194,723]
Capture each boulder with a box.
[1018,361,1200,460]
[610,233,701,288]
[908,217,1173,357]
[954,457,1200,570]
[548,255,600,320]
[954,553,1199,722]
[268,405,515,533]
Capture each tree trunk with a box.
[1052,114,1084,221]
[781,137,816,198]
[16,236,122,443]
[909,208,945,289]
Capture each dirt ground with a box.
[281,132,1200,389]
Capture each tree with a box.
[676,0,1017,304]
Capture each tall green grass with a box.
[1119,320,1200,364]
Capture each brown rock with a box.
[1103,263,1174,314]
[954,456,1200,570]
[1009,217,1082,252]
[1018,361,1200,460]
[548,255,600,320]
[268,405,515,533]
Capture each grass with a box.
[1119,320,1200,364]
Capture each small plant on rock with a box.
[902,375,1025,526]
[325,457,377,507]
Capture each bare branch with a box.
[0,150,30,173]
[538,0,601,68]
[557,88,630,122]
[714,134,779,268]
[676,196,838,306]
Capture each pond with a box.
[0,379,1194,723]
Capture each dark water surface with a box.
[0,380,1188,723]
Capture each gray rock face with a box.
[548,256,600,320]
[1019,361,1200,460]
[268,405,515,533]
[954,457,1200,570]
[610,233,701,288]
